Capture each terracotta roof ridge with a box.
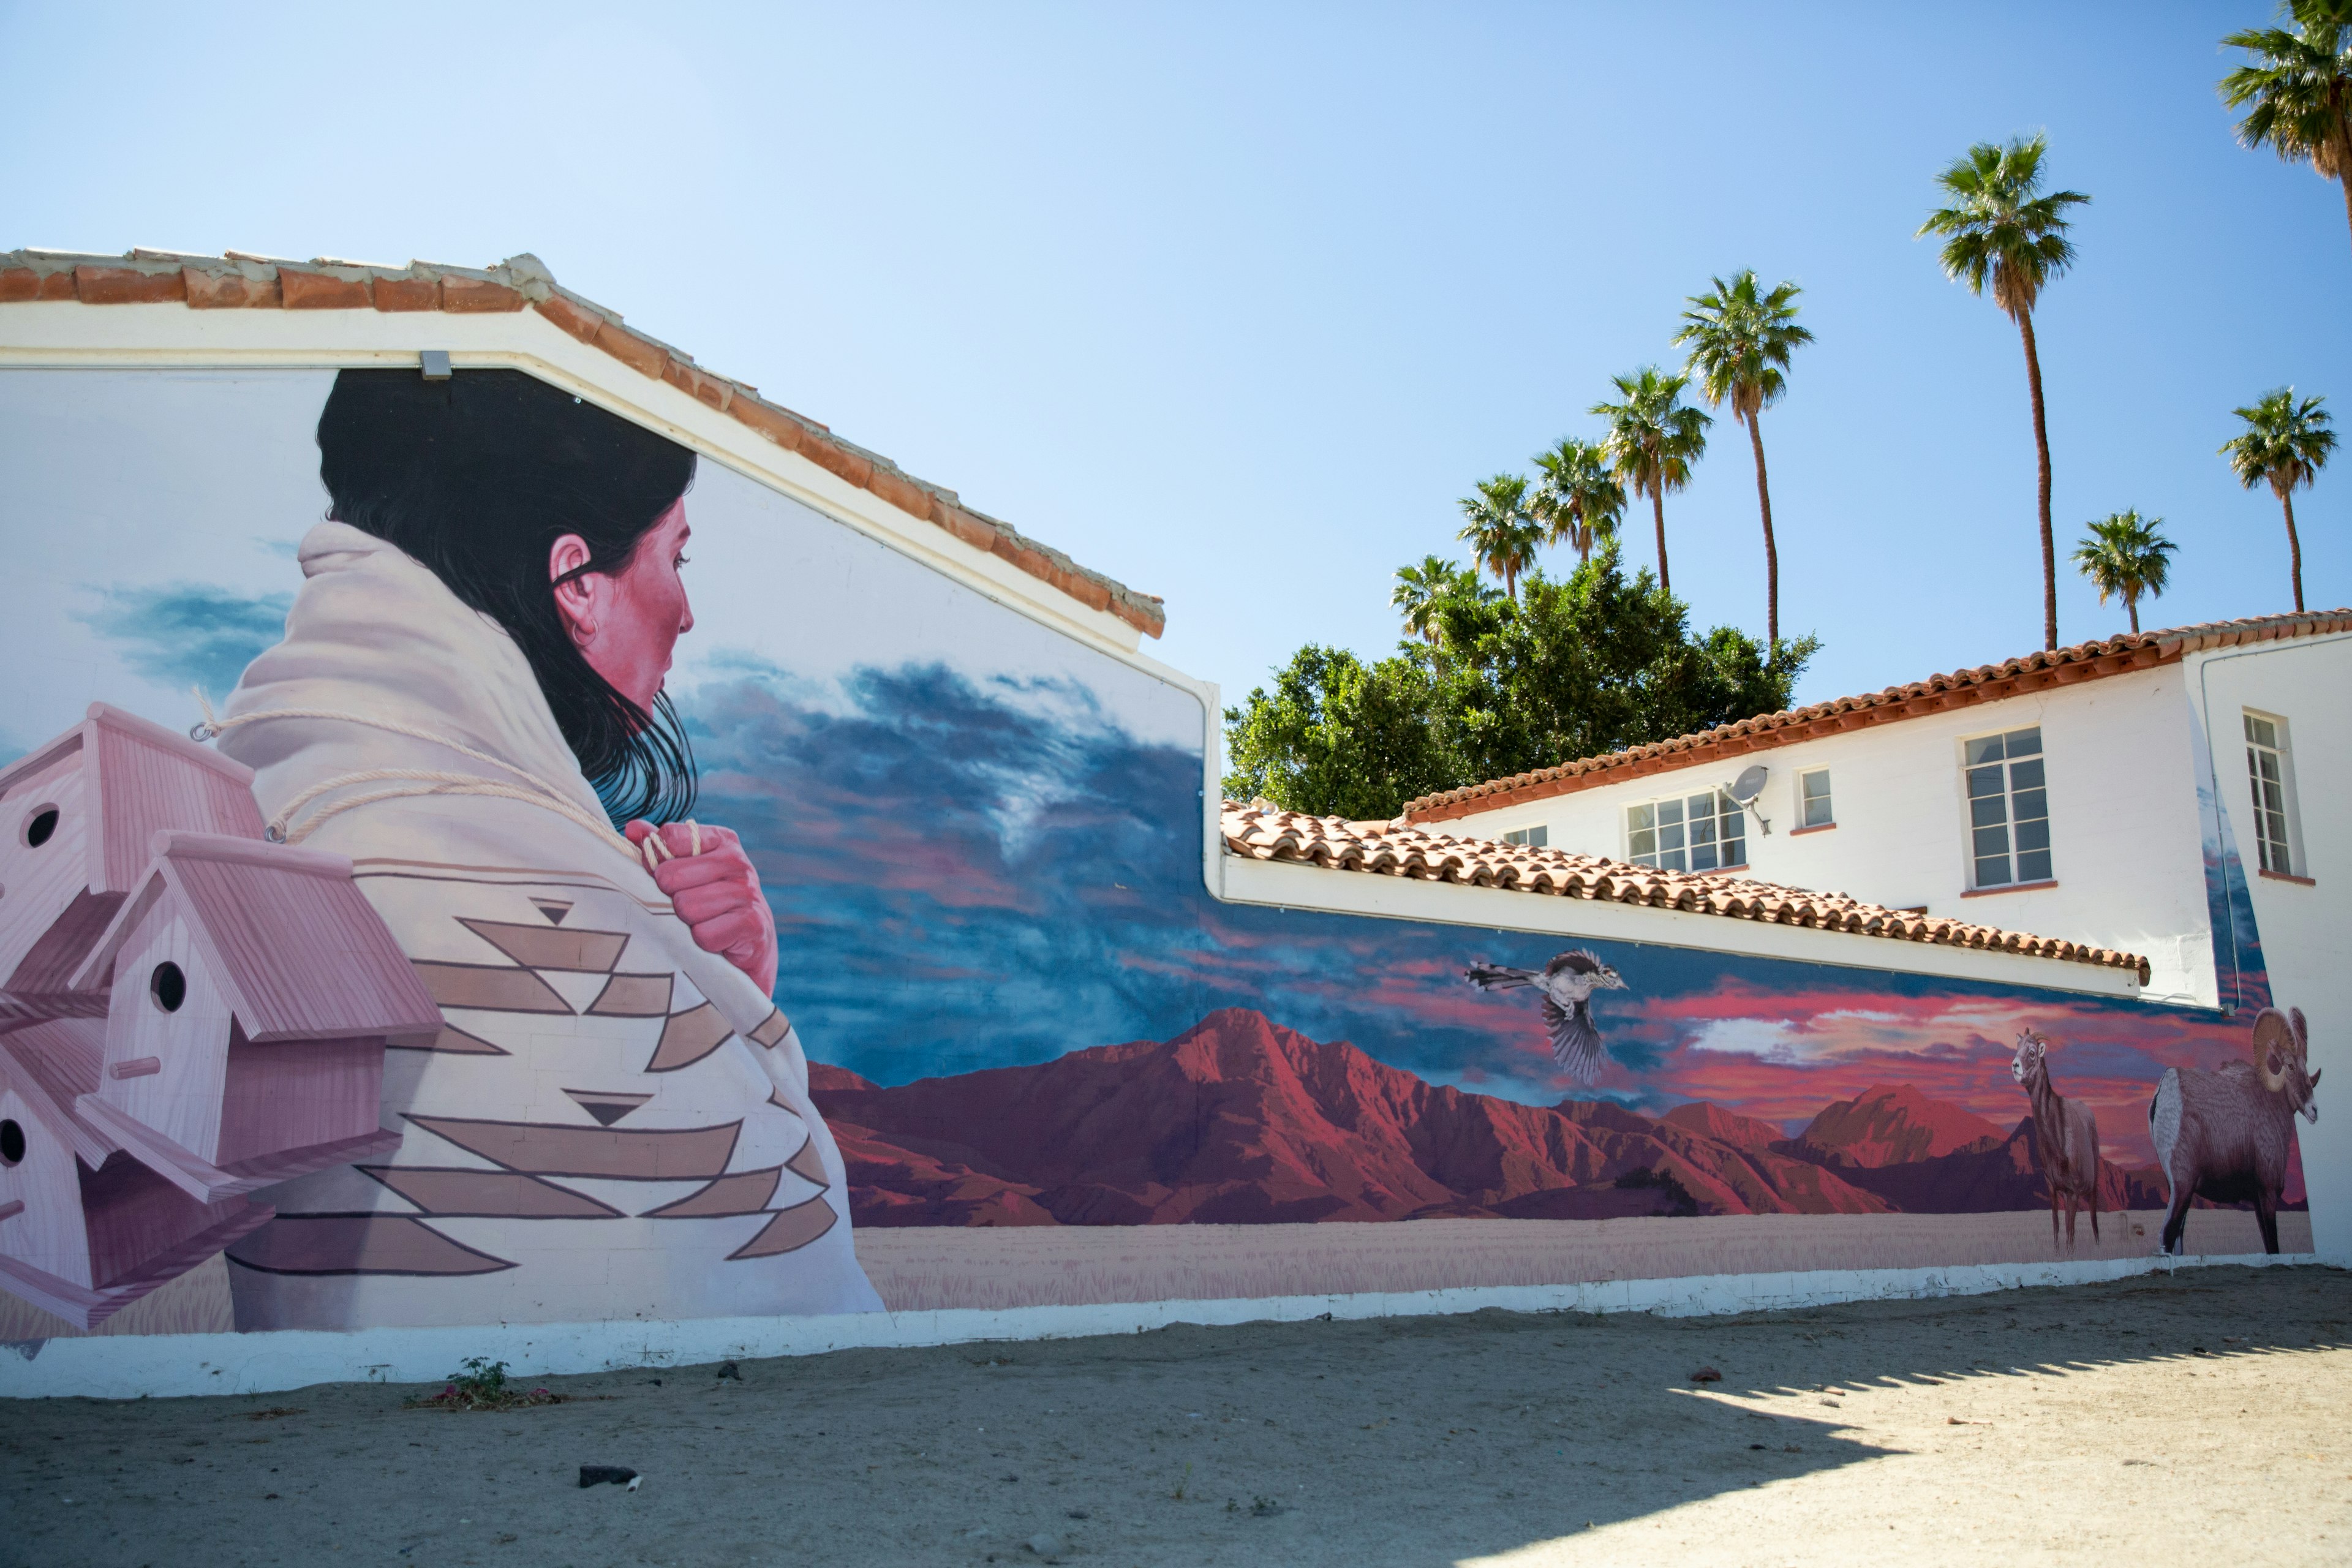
[1401,606,2352,820]
[0,247,1164,640]
[1221,800,2150,984]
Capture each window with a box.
[1964,726,2051,888]
[1798,768,1833,829]
[2244,712,2297,876]
[1501,825,1548,849]
[1628,790,1745,872]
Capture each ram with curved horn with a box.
[2148,1007,2320,1256]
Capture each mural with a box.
[0,365,2318,1340]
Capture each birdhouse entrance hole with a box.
[0,1118,23,1166]
[21,805,59,848]
[150,961,187,1014]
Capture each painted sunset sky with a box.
[4,368,2265,1171]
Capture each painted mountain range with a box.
[805,1008,2214,1228]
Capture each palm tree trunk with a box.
[2127,594,2139,635]
[2281,488,2305,614]
[1651,488,1671,597]
[2016,309,2057,651]
[1746,412,1779,652]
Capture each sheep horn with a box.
[2252,1008,2294,1093]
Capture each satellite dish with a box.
[1724,764,1773,836]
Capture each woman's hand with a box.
[624,821,780,997]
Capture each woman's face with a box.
[549,500,695,712]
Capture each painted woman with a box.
[213,368,881,1329]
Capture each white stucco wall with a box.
[2187,633,2352,1259]
[1438,664,2217,1005]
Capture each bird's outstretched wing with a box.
[1465,962,1539,991]
[1541,996,1607,1082]
[1545,949,1605,980]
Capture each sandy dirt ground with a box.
[5,1264,2348,1567]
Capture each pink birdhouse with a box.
[0,703,265,993]
[69,832,442,1204]
[0,708,440,1330]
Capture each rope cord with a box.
[190,688,698,876]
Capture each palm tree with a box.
[1591,368,1710,597]
[1391,555,1461,644]
[2222,1,2352,260]
[1456,474,1542,601]
[1673,270,1814,651]
[2222,388,2337,612]
[2071,510,2177,634]
[1918,134,2090,652]
[1528,437,1625,567]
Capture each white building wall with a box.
[1440,664,2218,1006]
[2185,633,2352,1259]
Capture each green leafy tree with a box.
[2222,1,2352,260]
[1674,270,1813,652]
[2071,510,2177,633]
[2222,387,2337,612]
[1224,545,1816,820]
[1457,472,1542,600]
[1918,134,2090,652]
[1592,369,1711,597]
[1221,644,1455,822]
[1529,437,1625,567]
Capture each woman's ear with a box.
[549,533,599,646]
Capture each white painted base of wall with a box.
[4,1251,2336,1401]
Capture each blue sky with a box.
[6,2,2345,719]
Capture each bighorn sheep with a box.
[2149,1006,2319,1256]
[2012,1028,2101,1249]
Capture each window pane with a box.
[1800,771,1832,827]
[1971,794,2008,830]
[2246,714,2277,748]
[1660,820,1686,854]
[1691,839,1719,871]
[1630,803,1654,832]
[1722,825,1746,865]
[1973,824,2011,860]
[2018,848,2052,882]
[2013,817,2051,853]
[1526,825,1547,848]
[1629,824,1656,859]
[1967,765,2005,799]
[2010,788,2048,824]
[2008,757,2045,791]
[1965,734,2007,766]
[2005,727,2042,757]
[1976,855,2013,886]
[1689,808,1717,849]
[1660,845,1686,872]
[1658,799,1684,827]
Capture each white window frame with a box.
[1626,788,1747,873]
[1795,766,1834,831]
[1500,824,1548,850]
[1959,725,2052,891]
[2243,709,2305,878]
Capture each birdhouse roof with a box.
[0,1018,116,1167]
[0,703,265,895]
[72,832,443,1044]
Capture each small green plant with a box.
[407,1355,570,1412]
[1251,1496,1285,1517]
[1169,1461,1193,1501]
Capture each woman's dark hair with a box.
[316,368,698,824]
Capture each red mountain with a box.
[1783,1084,2008,1169]
[807,1009,1886,1226]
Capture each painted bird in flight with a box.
[1463,950,1629,1082]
